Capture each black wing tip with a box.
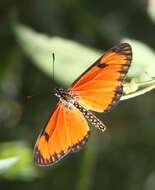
[111,43,132,60]
[114,42,132,78]
[111,42,132,51]
[110,43,132,69]
[34,147,66,167]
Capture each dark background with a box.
[0,0,155,190]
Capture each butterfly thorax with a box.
[54,88,78,109]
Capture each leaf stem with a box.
[121,81,155,101]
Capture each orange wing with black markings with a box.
[34,43,132,166]
[34,103,90,166]
[70,43,132,112]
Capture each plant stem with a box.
[121,81,155,101]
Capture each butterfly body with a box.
[55,87,106,131]
[54,87,78,109]
[34,43,132,166]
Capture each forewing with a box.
[34,103,90,166]
[70,43,132,112]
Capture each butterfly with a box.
[34,43,132,166]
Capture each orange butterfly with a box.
[34,43,132,166]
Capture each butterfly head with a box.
[54,87,65,98]
[54,88,78,108]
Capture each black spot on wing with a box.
[44,132,50,142]
[111,43,131,54]
[96,62,108,68]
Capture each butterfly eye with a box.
[54,88,65,98]
[54,88,60,97]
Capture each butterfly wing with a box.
[70,43,132,112]
[34,103,90,166]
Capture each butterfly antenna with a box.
[52,53,55,81]
[27,53,55,101]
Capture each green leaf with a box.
[13,22,155,100]
[13,22,100,86]
[0,157,19,173]
[0,141,36,179]
[147,0,155,23]
[121,79,155,101]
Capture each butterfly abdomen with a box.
[74,102,106,132]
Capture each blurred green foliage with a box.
[0,0,155,190]
[0,141,36,179]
